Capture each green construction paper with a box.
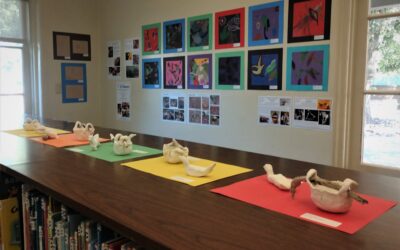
[66,142,162,162]
[187,13,213,52]
[215,51,245,90]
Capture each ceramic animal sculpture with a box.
[73,121,95,141]
[110,133,136,155]
[179,156,216,177]
[89,134,100,151]
[291,169,368,213]
[263,164,292,190]
[163,139,189,164]
[23,118,44,131]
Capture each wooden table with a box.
[0,120,399,249]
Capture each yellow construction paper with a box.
[121,156,252,186]
[4,128,71,138]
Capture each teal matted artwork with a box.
[187,14,213,52]
[142,23,161,56]
[215,51,245,90]
[67,142,162,162]
[286,45,329,91]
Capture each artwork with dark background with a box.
[144,62,159,85]
[248,49,282,90]
[215,8,244,49]
[190,18,209,47]
[218,56,241,85]
[166,23,183,49]
[251,5,280,42]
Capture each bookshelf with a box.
[0,119,399,249]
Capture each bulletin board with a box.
[61,63,87,103]
[53,32,91,61]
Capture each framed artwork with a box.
[163,19,185,53]
[286,45,330,91]
[215,8,245,49]
[288,0,332,43]
[61,63,87,103]
[187,54,212,90]
[163,56,185,89]
[187,14,213,52]
[248,1,284,46]
[53,32,91,61]
[142,58,161,89]
[142,23,161,56]
[215,51,244,90]
[248,48,282,90]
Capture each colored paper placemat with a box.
[30,133,108,148]
[66,142,162,162]
[4,128,71,138]
[121,156,252,186]
[211,175,397,234]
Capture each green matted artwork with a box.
[187,14,213,52]
[215,51,245,90]
[67,142,162,162]
[142,23,162,56]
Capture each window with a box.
[362,0,400,169]
[0,0,29,130]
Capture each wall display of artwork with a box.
[53,32,91,61]
[286,45,329,91]
[248,48,282,90]
[187,14,213,52]
[163,19,185,53]
[163,56,185,89]
[124,38,140,78]
[215,51,244,90]
[142,58,161,89]
[258,96,292,126]
[142,23,161,56]
[162,94,186,123]
[215,8,245,49]
[116,82,131,120]
[61,63,87,103]
[189,94,220,126]
[293,97,332,130]
[107,40,121,79]
[187,54,212,90]
[288,0,332,43]
[248,1,284,46]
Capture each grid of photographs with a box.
[162,94,186,123]
[189,94,220,126]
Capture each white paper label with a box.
[233,43,240,47]
[78,80,83,83]
[203,85,209,89]
[154,85,160,88]
[233,85,241,90]
[203,46,209,50]
[313,86,323,90]
[132,150,148,154]
[65,56,71,60]
[69,148,83,152]
[270,38,279,44]
[83,54,89,57]
[314,35,324,40]
[170,176,194,183]
[177,48,183,52]
[177,86,182,89]
[270,85,278,90]
[78,98,84,101]
[300,213,342,227]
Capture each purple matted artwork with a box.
[291,51,324,85]
[252,6,280,42]
[188,54,212,89]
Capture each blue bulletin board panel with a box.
[61,63,87,103]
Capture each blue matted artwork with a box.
[61,63,87,103]
[163,19,185,53]
[248,1,284,46]
[142,58,161,89]
[286,45,329,91]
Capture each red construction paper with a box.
[211,175,397,234]
[30,133,109,148]
[215,8,245,49]
[292,0,326,37]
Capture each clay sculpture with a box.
[89,134,100,151]
[110,133,136,155]
[163,139,189,163]
[23,118,43,131]
[179,156,216,177]
[73,121,95,141]
[263,164,292,190]
[291,169,368,213]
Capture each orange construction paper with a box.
[30,133,109,148]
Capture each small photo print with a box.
[280,111,290,126]
[305,109,318,122]
[294,109,304,120]
[109,67,120,76]
[202,97,210,110]
[189,110,202,123]
[259,115,269,123]
[163,109,175,120]
[178,97,185,109]
[210,106,219,116]
[175,110,185,122]
[132,55,139,64]
[202,111,210,124]
[126,52,132,60]
[210,95,220,105]
[318,99,332,110]
[280,98,291,107]
[163,97,170,108]
[108,46,113,57]
[114,57,120,67]
[318,110,330,125]
[210,115,220,125]
[170,98,178,108]
[271,111,279,124]
[126,66,138,78]
[189,96,201,109]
